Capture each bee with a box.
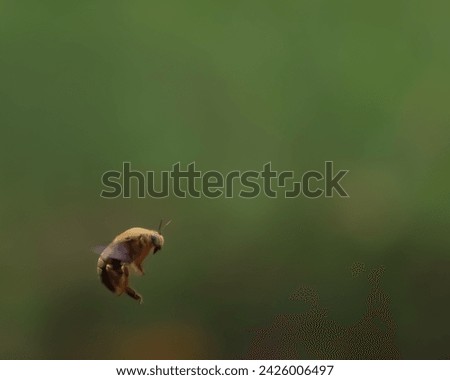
[96,220,171,304]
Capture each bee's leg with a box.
[122,265,143,304]
[132,253,148,276]
[132,262,145,276]
[125,286,143,304]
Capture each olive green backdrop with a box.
[1,1,449,359]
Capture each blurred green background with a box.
[1,1,449,359]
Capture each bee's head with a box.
[150,232,164,253]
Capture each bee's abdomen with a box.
[97,257,118,293]
[97,257,106,276]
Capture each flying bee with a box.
[96,220,171,304]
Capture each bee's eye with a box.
[151,235,158,244]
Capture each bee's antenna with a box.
[158,219,172,234]
[162,220,172,232]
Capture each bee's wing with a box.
[92,245,107,255]
[99,242,133,263]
